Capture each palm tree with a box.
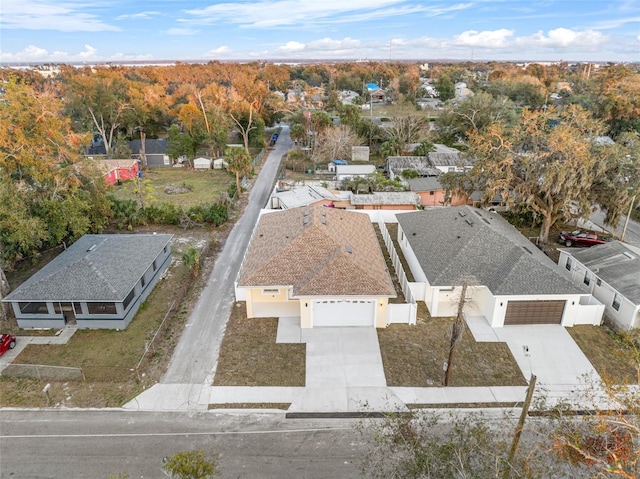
[182,247,200,276]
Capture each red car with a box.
[0,333,16,356]
[559,230,611,247]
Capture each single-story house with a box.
[395,207,604,327]
[558,242,640,331]
[235,205,396,327]
[408,177,471,207]
[269,185,340,209]
[348,192,420,210]
[387,156,440,180]
[335,164,376,181]
[428,144,471,173]
[98,159,139,185]
[129,139,170,167]
[194,157,212,170]
[3,234,173,329]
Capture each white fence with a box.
[378,221,417,325]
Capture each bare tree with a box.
[313,125,362,165]
[444,277,475,386]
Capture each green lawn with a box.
[108,168,233,208]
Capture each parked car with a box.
[559,230,611,247]
[0,333,16,356]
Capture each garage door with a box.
[312,300,375,327]
[504,300,565,325]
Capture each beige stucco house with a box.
[235,205,396,327]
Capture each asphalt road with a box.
[589,207,640,246]
[162,126,293,385]
[0,410,368,479]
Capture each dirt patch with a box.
[378,312,527,388]
[568,325,638,385]
[213,303,305,387]
[164,183,193,195]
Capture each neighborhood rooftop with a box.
[570,242,640,304]
[237,205,396,297]
[396,206,587,296]
[350,192,420,205]
[3,234,173,302]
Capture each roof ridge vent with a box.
[303,218,309,226]
[465,218,474,226]
[321,218,326,225]
[345,244,352,254]
[87,245,97,252]
[458,210,467,217]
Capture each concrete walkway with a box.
[0,328,77,374]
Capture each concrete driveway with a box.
[467,317,601,403]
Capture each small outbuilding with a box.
[213,158,228,170]
[194,157,212,170]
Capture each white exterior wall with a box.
[559,250,637,330]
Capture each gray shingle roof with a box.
[396,206,586,295]
[408,177,443,192]
[4,234,173,302]
[386,156,440,177]
[350,192,420,205]
[570,241,640,305]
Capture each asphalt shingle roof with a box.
[237,205,396,297]
[570,241,640,305]
[4,234,173,302]
[396,206,586,295]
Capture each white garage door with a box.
[312,300,375,327]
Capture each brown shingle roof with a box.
[237,206,396,297]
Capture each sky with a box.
[1,0,639,64]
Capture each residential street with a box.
[589,207,640,246]
[0,410,368,479]
[162,126,292,386]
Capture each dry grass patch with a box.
[378,315,526,387]
[568,325,638,385]
[213,303,305,387]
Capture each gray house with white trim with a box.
[3,234,173,329]
[558,242,640,331]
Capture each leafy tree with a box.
[435,92,517,144]
[468,105,617,243]
[434,74,455,102]
[412,140,435,157]
[62,67,131,157]
[0,80,110,268]
[162,450,218,479]
[289,123,307,153]
[181,247,200,277]
[225,146,252,197]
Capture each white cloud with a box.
[182,0,472,29]
[1,0,120,32]
[0,44,153,62]
[453,29,514,48]
[203,46,233,58]
[115,11,161,21]
[277,41,305,52]
[637,34,640,42]
[517,28,609,49]
[165,28,199,36]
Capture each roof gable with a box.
[571,241,640,304]
[397,207,585,295]
[4,234,173,302]
[238,206,395,297]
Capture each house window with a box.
[87,302,117,315]
[429,191,435,195]
[141,274,146,288]
[583,271,591,286]
[262,288,279,295]
[152,259,157,272]
[54,303,62,314]
[73,303,83,314]
[164,245,169,254]
[596,278,602,287]
[612,293,622,311]
[123,288,136,310]
[565,257,573,271]
[18,302,49,314]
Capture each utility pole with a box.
[621,193,637,242]
[503,375,537,478]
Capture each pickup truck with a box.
[559,230,611,247]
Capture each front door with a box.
[61,302,77,325]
